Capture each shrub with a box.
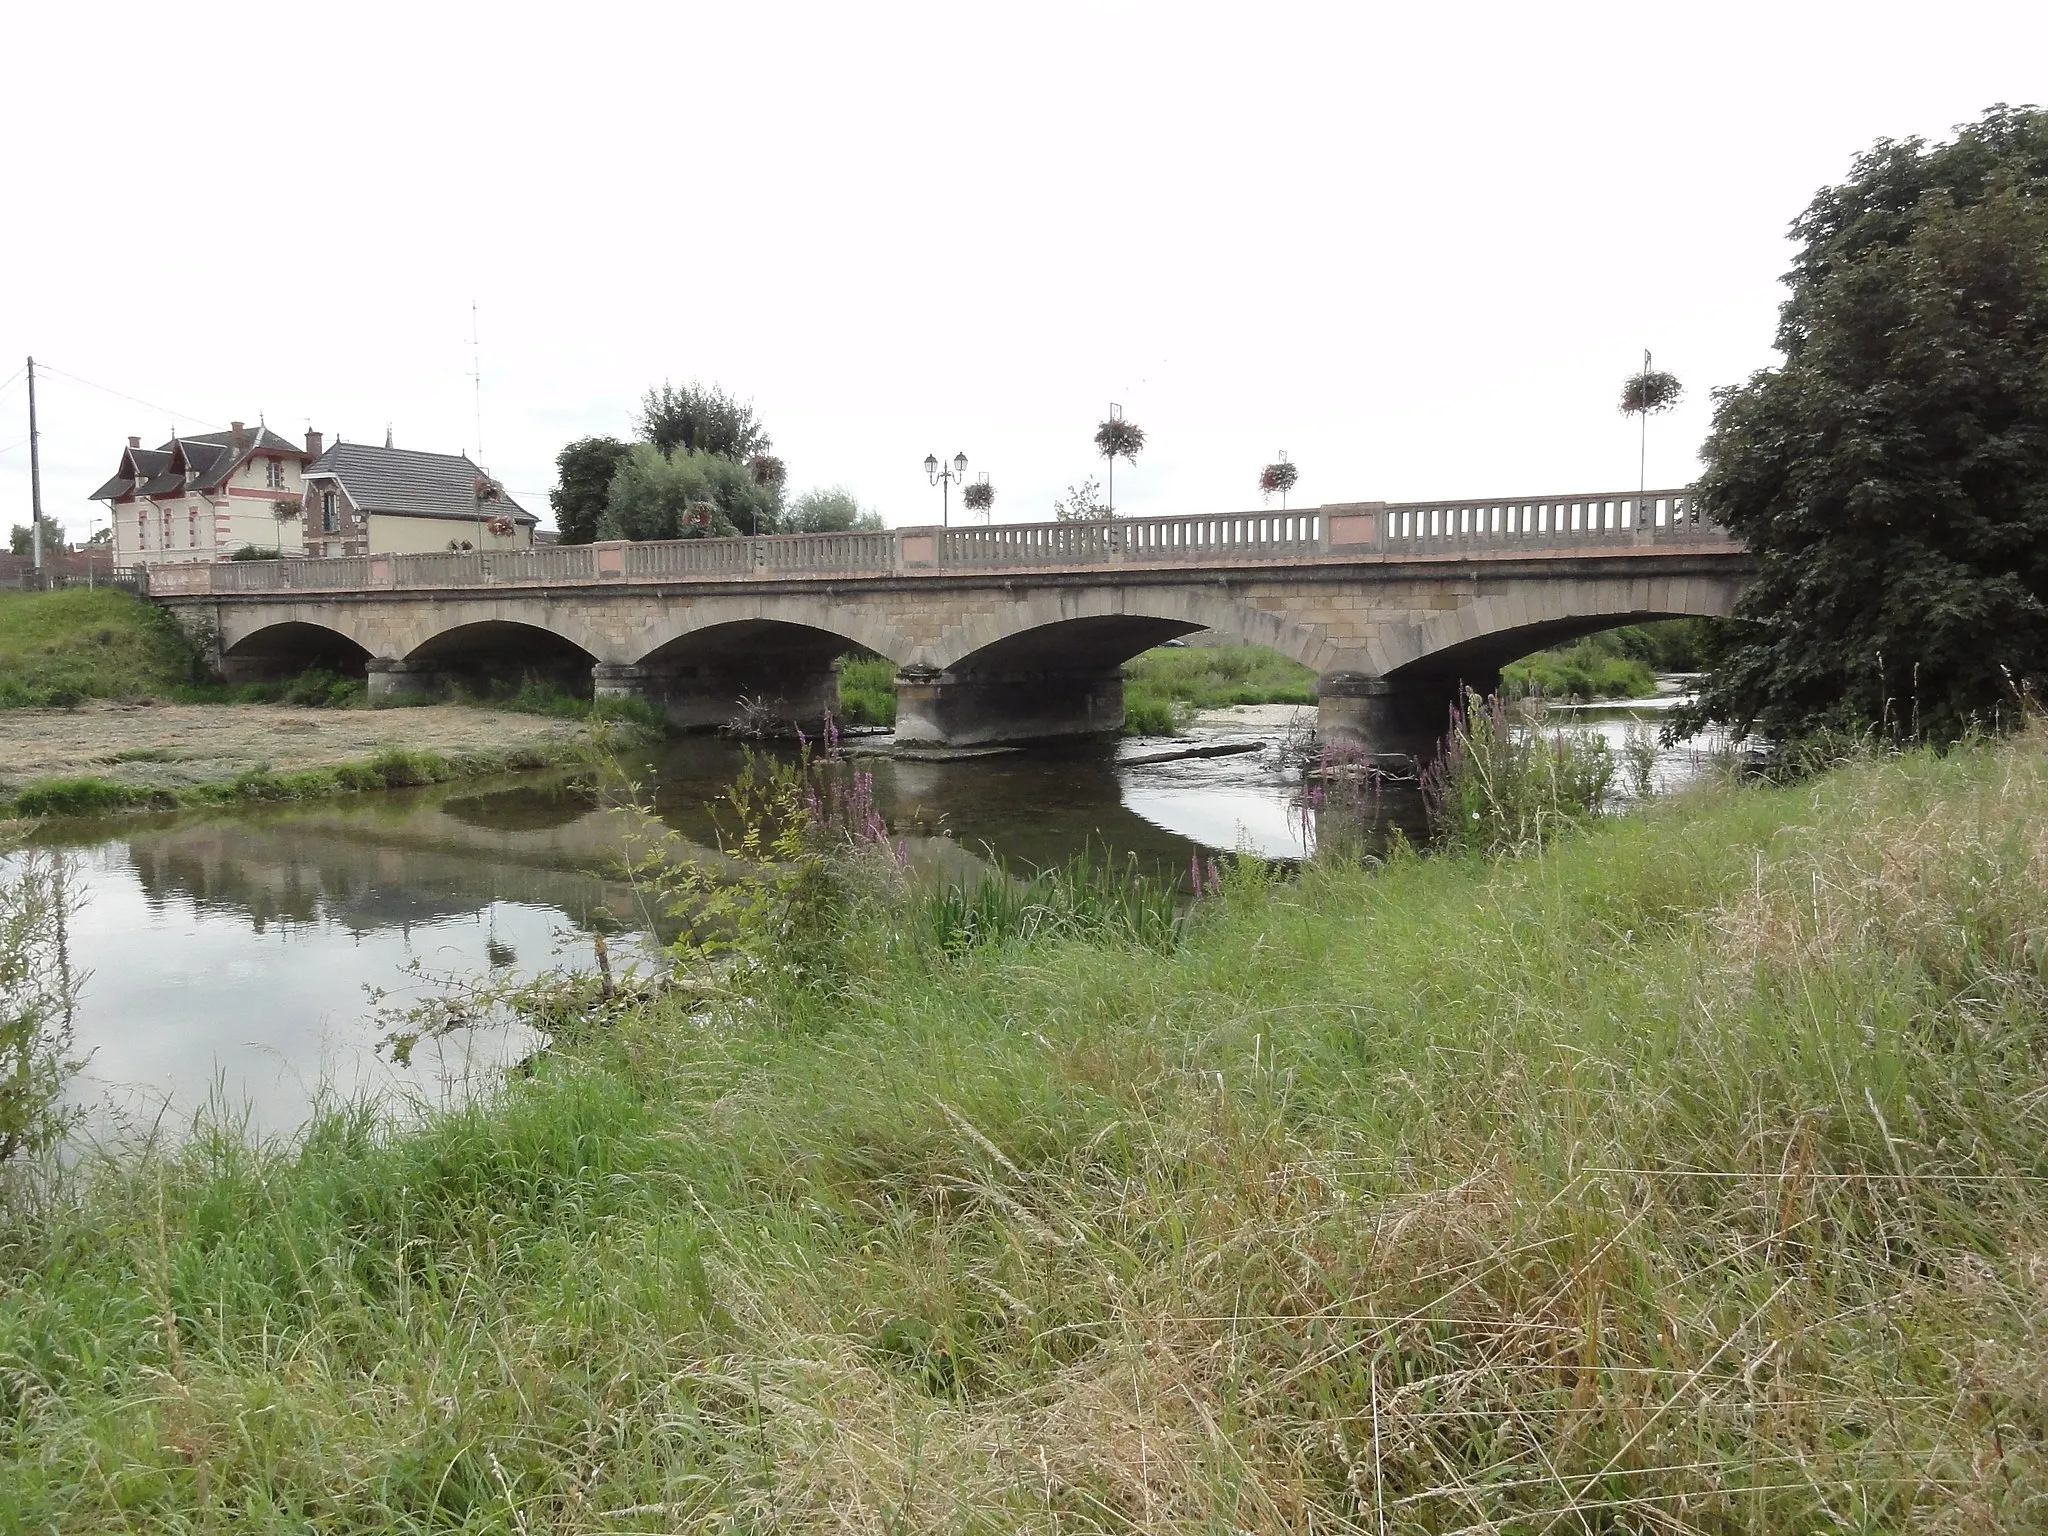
[1120,686,1183,736]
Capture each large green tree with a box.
[1684,106,2048,744]
[549,436,633,545]
[785,486,883,533]
[600,443,782,541]
[638,381,772,460]
[8,515,63,560]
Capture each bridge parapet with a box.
[138,487,1727,597]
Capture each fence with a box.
[135,491,1730,595]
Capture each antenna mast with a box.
[469,302,484,467]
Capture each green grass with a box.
[1124,643,1319,709]
[1501,619,1716,701]
[0,587,206,707]
[2,741,590,821]
[835,654,898,726]
[1124,643,1320,735]
[4,732,2045,1527]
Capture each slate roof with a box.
[302,442,538,524]
[91,424,306,501]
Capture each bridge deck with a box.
[139,489,1730,596]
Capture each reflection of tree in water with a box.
[117,785,663,940]
[438,782,599,834]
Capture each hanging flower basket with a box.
[1619,370,1683,415]
[485,515,515,539]
[747,453,787,490]
[474,475,502,503]
[1094,417,1146,461]
[1259,461,1299,500]
[962,480,995,514]
[684,499,717,535]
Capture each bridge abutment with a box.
[894,667,1125,748]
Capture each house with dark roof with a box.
[90,423,315,566]
[300,440,537,558]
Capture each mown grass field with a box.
[0,587,203,707]
[2,733,2043,1529]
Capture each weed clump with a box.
[1420,688,1615,851]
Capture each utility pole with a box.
[26,357,45,578]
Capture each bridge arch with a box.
[219,620,374,682]
[404,619,601,695]
[1366,573,1744,682]
[931,586,1332,675]
[625,594,915,671]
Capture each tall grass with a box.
[914,842,1187,955]
[1420,688,1616,851]
[2,737,2045,1527]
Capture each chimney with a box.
[231,420,245,435]
[305,428,324,457]
[127,435,140,449]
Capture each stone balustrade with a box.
[134,489,1724,596]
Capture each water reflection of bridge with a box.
[106,743,1392,944]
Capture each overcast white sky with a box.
[3,1,2043,542]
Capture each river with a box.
[12,698,1720,1140]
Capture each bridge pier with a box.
[1316,671,1481,763]
[365,658,446,703]
[894,666,1125,748]
[592,661,838,733]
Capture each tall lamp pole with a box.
[923,450,968,527]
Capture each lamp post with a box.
[923,450,969,527]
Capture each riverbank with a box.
[3,732,2041,1527]
[0,702,600,819]
[0,586,202,707]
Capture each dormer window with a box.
[266,458,286,490]
[321,491,339,533]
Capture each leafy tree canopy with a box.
[600,443,782,542]
[1684,104,2048,745]
[8,515,63,559]
[639,381,772,460]
[786,487,883,533]
[550,436,634,545]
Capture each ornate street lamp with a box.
[924,450,969,526]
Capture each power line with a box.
[31,363,225,432]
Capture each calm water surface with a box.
[19,702,1717,1138]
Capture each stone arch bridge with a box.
[146,489,1748,754]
